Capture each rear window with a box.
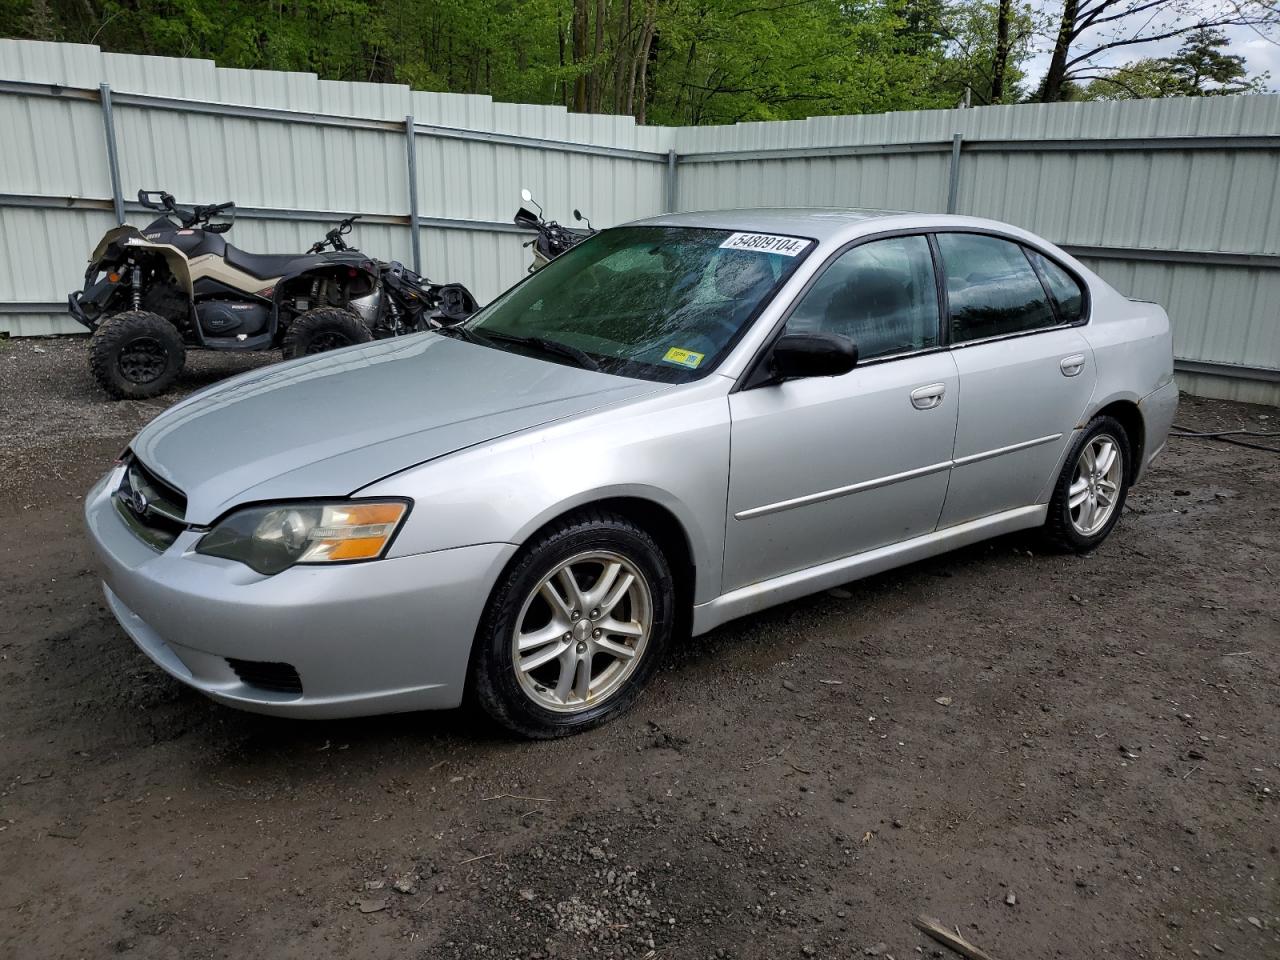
[1028,250,1086,324]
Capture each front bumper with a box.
[84,469,517,718]
[67,291,94,331]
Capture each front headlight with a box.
[196,500,410,575]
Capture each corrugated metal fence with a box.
[2,38,1278,404]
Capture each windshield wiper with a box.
[434,323,482,343]
[481,332,600,371]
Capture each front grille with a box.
[226,658,304,695]
[114,454,188,549]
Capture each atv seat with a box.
[224,245,331,280]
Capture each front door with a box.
[723,234,959,592]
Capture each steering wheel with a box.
[671,301,744,348]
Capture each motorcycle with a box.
[70,189,381,399]
[306,216,478,334]
[513,188,597,271]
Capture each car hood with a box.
[132,334,666,524]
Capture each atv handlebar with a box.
[307,215,362,254]
[136,189,235,229]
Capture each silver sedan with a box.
[85,209,1178,737]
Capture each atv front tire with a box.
[281,307,373,359]
[89,311,186,400]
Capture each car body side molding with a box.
[735,434,1062,521]
[694,503,1047,635]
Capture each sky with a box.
[1021,1,1280,92]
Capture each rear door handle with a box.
[910,383,946,410]
[1060,354,1086,377]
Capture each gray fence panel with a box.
[2,38,1278,403]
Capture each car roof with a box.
[627,207,1039,247]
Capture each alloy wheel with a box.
[1068,433,1123,536]
[511,550,653,713]
[118,336,167,383]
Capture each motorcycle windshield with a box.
[463,225,814,382]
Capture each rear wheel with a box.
[470,511,674,739]
[281,307,372,359]
[89,311,186,400]
[1042,415,1131,553]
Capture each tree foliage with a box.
[1036,0,1277,102]
[1078,28,1270,99]
[0,0,1272,119]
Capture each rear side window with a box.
[936,233,1056,343]
[1027,250,1086,324]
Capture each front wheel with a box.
[1041,415,1131,553]
[281,307,372,359]
[89,311,186,400]
[469,511,674,739]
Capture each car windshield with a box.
[457,225,814,382]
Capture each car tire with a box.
[1041,415,1131,553]
[89,310,186,400]
[281,307,372,359]
[469,510,675,739]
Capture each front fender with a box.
[358,383,733,605]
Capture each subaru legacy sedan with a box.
[85,209,1177,738]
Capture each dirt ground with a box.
[1,336,1277,960]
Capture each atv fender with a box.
[113,234,196,298]
[270,254,379,299]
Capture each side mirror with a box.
[521,188,533,203]
[769,332,858,381]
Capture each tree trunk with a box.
[558,16,568,106]
[625,13,653,119]
[1041,0,1079,102]
[572,0,590,112]
[635,21,655,124]
[589,0,605,112]
[990,0,1011,103]
[614,0,631,113]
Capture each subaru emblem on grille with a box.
[128,487,149,516]
[118,473,149,517]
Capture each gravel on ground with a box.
[1,336,1277,959]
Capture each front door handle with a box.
[910,383,946,410]
[1060,354,1086,377]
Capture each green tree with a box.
[5,0,1262,122]
[1078,28,1270,99]
[940,0,1039,104]
[1036,0,1277,102]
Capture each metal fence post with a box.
[946,133,962,214]
[666,149,678,213]
[99,83,125,225]
[405,115,422,273]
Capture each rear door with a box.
[934,232,1096,527]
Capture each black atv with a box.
[306,216,478,336]
[70,190,382,399]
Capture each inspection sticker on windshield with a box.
[719,232,811,257]
[663,347,705,369]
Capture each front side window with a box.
[1027,250,1086,324]
[937,233,1057,343]
[785,234,941,362]
[459,225,813,382]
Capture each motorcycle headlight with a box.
[196,500,410,575]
